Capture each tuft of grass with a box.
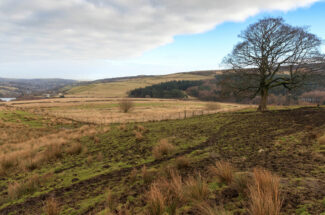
[106,189,116,212]
[318,134,325,145]
[231,172,251,195]
[196,202,231,215]
[66,142,84,155]
[209,161,234,185]
[248,168,282,215]
[141,166,156,184]
[146,183,165,215]
[174,156,190,169]
[118,99,134,113]
[133,130,144,141]
[8,175,41,199]
[152,139,175,160]
[185,173,210,202]
[43,197,60,215]
[43,144,63,161]
[129,168,138,183]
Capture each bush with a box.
[152,139,175,159]
[209,161,234,185]
[118,99,134,113]
[248,168,282,215]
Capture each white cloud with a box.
[0,0,320,61]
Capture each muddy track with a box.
[1,107,324,215]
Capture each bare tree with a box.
[223,17,324,111]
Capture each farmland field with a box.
[0,100,324,214]
[65,72,217,98]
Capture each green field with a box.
[0,105,324,214]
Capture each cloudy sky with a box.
[0,0,324,80]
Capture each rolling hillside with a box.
[64,71,218,98]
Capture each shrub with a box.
[248,168,282,215]
[185,174,210,202]
[152,139,175,159]
[209,161,234,185]
[43,197,60,215]
[118,99,134,113]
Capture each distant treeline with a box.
[128,73,325,104]
[128,80,203,99]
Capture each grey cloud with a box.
[0,0,320,61]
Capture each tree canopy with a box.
[222,17,324,111]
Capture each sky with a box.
[0,0,324,80]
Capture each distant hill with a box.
[0,78,77,97]
[64,70,219,98]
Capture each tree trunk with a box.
[258,88,268,111]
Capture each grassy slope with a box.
[66,72,216,98]
[0,107,325,214]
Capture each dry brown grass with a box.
[318,134,325,145]
[146,183,165,215]
[146,170,184,215]
[43,197,60,215]
[174,156,190,169]
[66,142,84,155]
[141,166,156,184]
[129,168,138,183]
[106,189,116,211]
[0,123,104,175]
[231,172,251,195]
[15,98,245,125]
[205,102,222,110]
[118,99,135,113]
[248,168,282,215]
[209,161,234,185]
[196,202,231,215]
[185,173,210,202]
[133,130,144,141]
[8,174,52,199]
[152,139,175,159]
